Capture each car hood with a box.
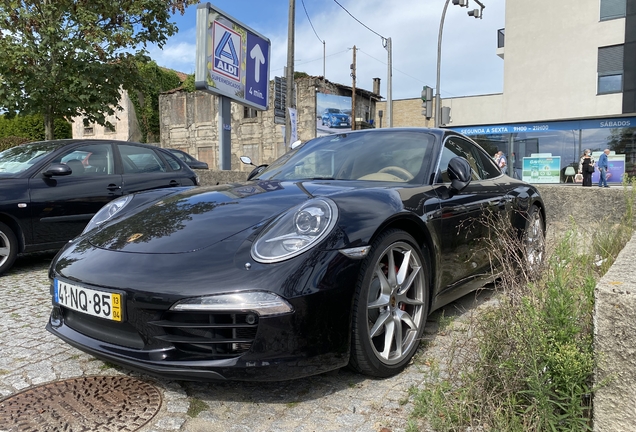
[88,180,358,254]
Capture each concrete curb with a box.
[593,234,636,431]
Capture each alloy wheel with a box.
[525,207,545,274]
[0,231,11,267]
[366,241,426,365]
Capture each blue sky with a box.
[149,0,505,101]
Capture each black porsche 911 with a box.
[47,128,546,381]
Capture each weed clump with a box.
[408,179,636,431]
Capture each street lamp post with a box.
[434,0,483,128]
[434,0,452,128]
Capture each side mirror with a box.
[447,157,472,192]
[43,163,72,178]
[241,155,267,180]
[247,165,268,181]
[290,140,303,150]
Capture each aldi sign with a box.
[212,22,241,81]
[195,3,270,111]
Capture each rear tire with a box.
[349,229,429,377]
[0,222,18,275]
[523,204,545,278]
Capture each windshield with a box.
[0,141,65,175]
[256,130,435,183]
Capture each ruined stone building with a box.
[158,76,382,172]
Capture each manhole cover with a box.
[0,375,162,432]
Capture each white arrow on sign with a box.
[250,44,265,83]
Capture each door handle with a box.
[107,184,122,191]
[169,180,179,187]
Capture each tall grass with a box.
[407,179,636,432]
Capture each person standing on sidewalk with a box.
[496,151,507,174]
[597,149,610,188]
[578,149,595,187]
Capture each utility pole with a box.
[385,37,393,128]
[323,40,326,78]
[351,45,356,130]
[285,0,295,147]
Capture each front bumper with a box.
[46,247,364,381]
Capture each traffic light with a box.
[452,0,468,6]
[421,86,433,119]
[468,8,482,18]
[441,106,451,126]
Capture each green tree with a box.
[0,0,198,140]
[129,62,183,143]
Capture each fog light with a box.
[246,314,257,325]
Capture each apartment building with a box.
[378,0,636,181]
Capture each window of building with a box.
[83,126,94,136]
[598,45,624,94]
[105,123,116,134]
[600,0,626,21]
[243,107,258,119]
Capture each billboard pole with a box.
[218,96,231,170]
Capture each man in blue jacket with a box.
[597,149,610,188]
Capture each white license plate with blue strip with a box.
[54,279,123,322]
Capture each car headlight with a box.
[170,291,293,316]
[252,197,339,263]
[82,195,133,234]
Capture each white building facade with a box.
[387,0,636,181]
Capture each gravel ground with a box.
[0,251,496,432]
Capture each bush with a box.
[0,113,71,142]
[0,136,31,151]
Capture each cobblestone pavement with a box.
[0,252,492,432]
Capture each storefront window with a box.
[455,118,636,183]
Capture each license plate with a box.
[54,279,123,322]
[341,123,347,126]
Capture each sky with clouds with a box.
[149,0,505,101]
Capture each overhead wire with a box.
[301,0,323,43]
[332,0,386,44]
[357,49,429,88]
[357,48,463,98]
[271,49,350,74]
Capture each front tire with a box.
[0,222,18,275]
[349,229,429,377]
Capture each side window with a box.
[120,145,167,174]
[475,148,502,179]
[163,151,182,171]
[59,144,114,176]
[436,137,481,183]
